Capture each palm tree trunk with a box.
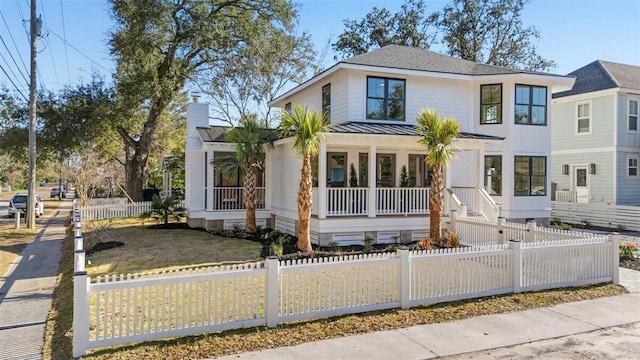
[244,168,257,233]
[429,163,444,242]
[297,155,313,252]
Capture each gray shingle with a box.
[553,60,640,98]
[341,45,554,76]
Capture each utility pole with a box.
[27,0,40,229]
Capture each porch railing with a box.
[450,187,500,221]
[555,190,577,202]
[326,188,369,216]
[376,187,429,215]
[212,187,265,211]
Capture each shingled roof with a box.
[197,122,503,143]
[553,60,640,98]
[341,44,556,76]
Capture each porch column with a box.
[264,150,272,211]
[445,162,452,189]
[476,148,485,190]
[207,149,214,211]
[318,140,327,219]
[368,144,376,218]
[476,148,485,208]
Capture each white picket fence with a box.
[551,201,640,232]
[79,201,186,221]
[71,202,620,357]
[449,210,607,248]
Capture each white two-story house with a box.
[185,45,573,245]
[551,60,640,205]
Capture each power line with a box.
[0,34,29,86]
[40,0,59,85]
[0,9,30,79]
[0,63,28,101]
[59,0,70,82]
[48,30,111,72]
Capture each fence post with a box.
[497,217,505,245]
[449,210,457,233]
[72,250,89,358]
[525,221,536,243]
[265,256,279,328]
[610,233,620,285]
[460,204,468,217]
[510,240,522,293]
[399,247,410,309]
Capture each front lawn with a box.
[0,225,37,278]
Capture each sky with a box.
[0,0,639,99]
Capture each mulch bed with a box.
[86,241,125,256]
[620,258,640,271]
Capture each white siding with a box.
[271,142,302,218]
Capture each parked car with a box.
[8,193,44,218]
[39,181,46,186]
[50,187,66,198]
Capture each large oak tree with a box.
[108,0,299,200]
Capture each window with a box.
[359,153,368,187]
[284,102,291,113]
[576,102,591,134]
[514,156,547,196]
[515,85,547,125]
[408,154,432,187]
[480,84,502,124]
[367,76,405,120]
[322,84,331,122]
[628,157,638,177]
[484,155,502,196]
[214,152,240,187]
[629,99,638,132]
[327,152,346,187]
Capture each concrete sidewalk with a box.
[211,269,640,360]
[0,198,72,360]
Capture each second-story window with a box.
[480,84,502,124]
[367,76,405,121]
[515,85,547,125]
[322,83,331,122]
[629,99,638,132]
[284,102,291,113]
[576,102,591,134]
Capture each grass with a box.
[83,218,262,277]
[0,224,38,278]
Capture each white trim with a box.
[575,101,592,135]
[613,92,618,201]
[552,147,615,155]
[626,155,639,178]
[627,97,639,133]
[551,88,619,104]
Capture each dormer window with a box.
[366,76,405,121]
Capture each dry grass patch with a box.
[0,224,37,278]
[84,218,262,277]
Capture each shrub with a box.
[616,224,627,232]
[620,242,637,260]
[443,231,461,248]
[270,235,286,257]
[140,195,185,225]
[329,241,343,256]
[363,237,374,253]
[419,237,432,250]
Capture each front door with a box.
[574,166,589,203]
[376,154,395,187]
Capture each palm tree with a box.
[416,108,461,242]
[278,104,330,252]
[213,115,273,233]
